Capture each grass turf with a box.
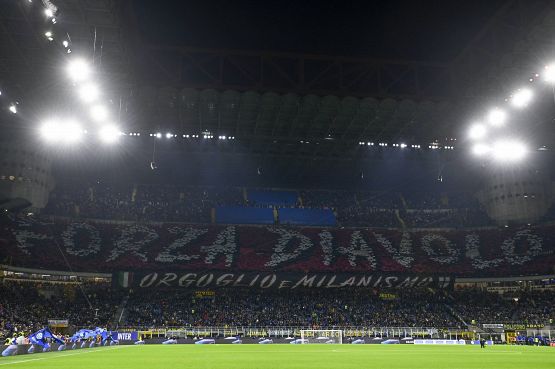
[1,344,553,369]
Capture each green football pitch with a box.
[1,344,554,369]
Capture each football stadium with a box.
[1,0,555,368]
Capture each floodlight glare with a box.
[90,105,109,122]
[99,125,121,144]
[39,120,60,142]
[78,83,100,103]
[44,8,54,17]
[510,88,533,108]
[543,64,555,84]
[468,123,487,140]
[62,120,84,143]
[471,143,490,157]
[487,108,507,127]
[492,139,527,162]
[67,58,91,82]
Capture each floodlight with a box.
[9,104,17,114]
[44,31,52,38]
[78,83,100,103]
[487,108,506,127]
[468,123,487,140]
[40,120,60,142]
[90,105,109,122]
[166,132,173,139]
[400,143,407,148]
[62,120,84,143]
[44,8,54,17]
[62,40,69,48]
[510,88,533,108]
[492,139,527,162]
[99,125,120,144]
[67,58,91,82]
[472,143,490,156]
[543,64,555,84]
[155,132,162,138]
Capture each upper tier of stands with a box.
[42,183,492,228]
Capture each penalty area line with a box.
[0,346,131,366]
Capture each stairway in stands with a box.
[111,295,129,329]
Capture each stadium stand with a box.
[0,281,122,335]
[123,288,460,328]
[215,206,275,225]
[1,214,554,276]
[42,182,493,228]
[1,281,553,338]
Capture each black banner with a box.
[126,271,454,290]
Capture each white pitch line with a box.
[0,345,130,366]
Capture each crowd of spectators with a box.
[124,288,460,328]
[1,280,553,341]
[43,182,492,228]
[512,291,555,324]
[44,182,244,223]
[0,281,122,339]
[117,288,555,329]
[450,290,517,324]
[450,289,555,325]
[401,209,493,228]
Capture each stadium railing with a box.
[113,326,475,340]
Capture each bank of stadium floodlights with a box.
[467,65,555,163]
[2,1,553,158]
[0,1,459,151]
[0,0,124,146]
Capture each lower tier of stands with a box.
[1,281,553,342]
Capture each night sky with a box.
[135,0,505,61]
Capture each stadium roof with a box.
[1,0,555,159]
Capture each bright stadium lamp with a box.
[40,119,61,142]
[67,58,91,82]
[492,139,527,162]
[510,88,533,108]
[61,120,84,144]
[468,123,487,140]
[78,83,100,103]
[98,125,121,144]
[543,64,555,84]
[487,108,507,127]
[471,143,490,157]
[90,105,109,122]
